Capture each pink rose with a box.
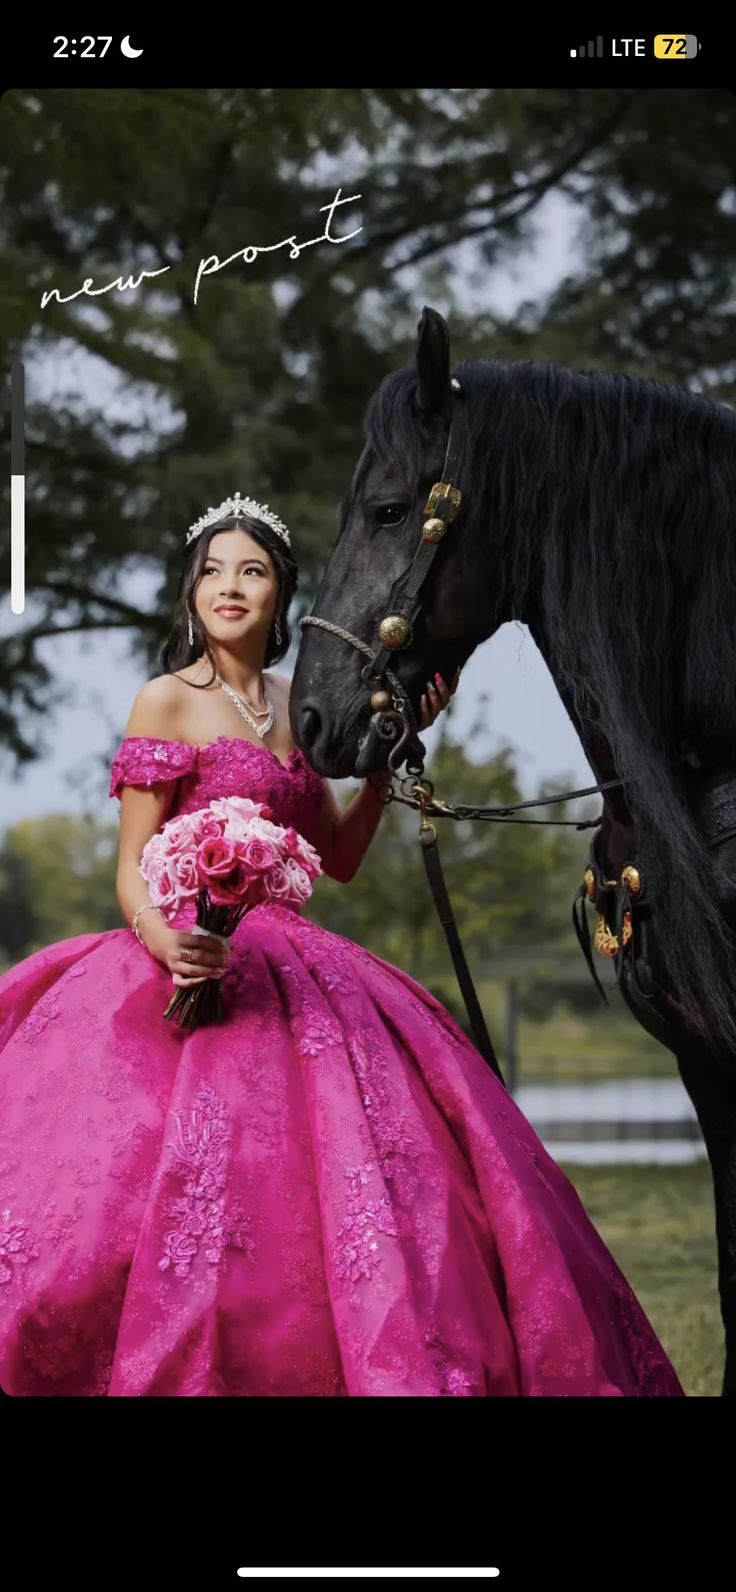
[161,814,198,852]
[264,861,293,901]
[284,857,314,903]
[167,851,200,899]
[196,836,239,881]
[185,810,225,847]
[293,837,322,879]
[206,862,251,907]
[141,831,166,865]
[209,797,269,827]
[140,849,179,913]
[240,836,279,874]
[240,816,284,844]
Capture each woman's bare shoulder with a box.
[123,673,189,738]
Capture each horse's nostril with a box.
[298,703,322,752]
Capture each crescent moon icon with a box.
[120,36,144,58]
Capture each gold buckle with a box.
[413,781,437,843]
[424,482,462,521]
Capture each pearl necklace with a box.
[216,674,274,739]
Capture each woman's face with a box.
[194,528,280,654]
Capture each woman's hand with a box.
[139,916,231,987]
[418,668,460,730]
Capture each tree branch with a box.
[2,615,156,650]
[42,583,161,625]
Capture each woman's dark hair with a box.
[161,514,299,680]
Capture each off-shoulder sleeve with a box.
[109,737,199,799]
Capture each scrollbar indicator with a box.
[10,359,25,615]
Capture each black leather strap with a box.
[572,880,610,1005]
[370,381,466,680]
[419,826,505,1084]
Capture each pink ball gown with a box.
[0,734,684,1396]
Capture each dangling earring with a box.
[275,617,282,647]
[188,612,194,647]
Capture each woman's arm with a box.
[115,678,229,984]
[310,773,387,885]
[115,677,181,938]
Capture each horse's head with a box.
[291,307,502,777]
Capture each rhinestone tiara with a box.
[186,493,291,548]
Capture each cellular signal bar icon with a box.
[570,37,603,57]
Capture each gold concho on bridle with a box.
[593,912,632,957]
[589,864,641,958]
[378,614,411,649]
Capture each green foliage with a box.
[0,814,120,965]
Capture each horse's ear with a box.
[415,306,450,415]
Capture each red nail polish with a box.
[435,673,443,685]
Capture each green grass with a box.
[515,1010,675,1081]
[430,975,679,1082]
[561,1161,722,1396]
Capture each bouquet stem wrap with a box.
[163,894,248,1029]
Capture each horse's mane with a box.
[365,358,736,1057]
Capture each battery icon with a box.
[654,34,701,57]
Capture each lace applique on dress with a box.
[20,962,88,1043]
[158,1080,254,1282]
[109,737,199,798]
[0,1209,39,1285]
[330,1162,398,1289]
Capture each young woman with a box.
[0,494,684,1396]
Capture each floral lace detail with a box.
[0,1208,39,1284]
[159,1080,254,1282]
[21,991,62,1042]
[278,968,344,1058]
[423,1328,477,1396]
[20,961,87,1041]
[109,735,323,846]
[109,736,199,798]
[331,1163,398,1287]
[347,1022,430,1205]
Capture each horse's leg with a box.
[675,1049,736,1396]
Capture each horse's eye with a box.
[376,504,407,528]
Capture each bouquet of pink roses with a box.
[139,796,322,1028]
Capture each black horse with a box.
[290,306,736,1396]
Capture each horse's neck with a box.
[522,609,639,876]
[523,600,736,881]
[525,611,632,822]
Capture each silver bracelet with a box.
[131,904,166,944]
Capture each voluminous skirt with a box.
[0,903,683,1396]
